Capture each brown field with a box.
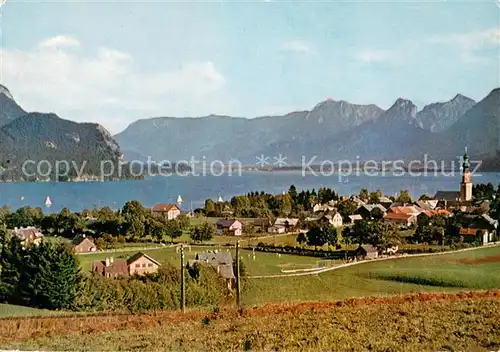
[2,290,500,351]
[457,255,500,265]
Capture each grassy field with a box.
[2,291,500,351]
[243,245,500,305]
[77,245,338,276]
[0,304,64,318]
[78,243,500,305]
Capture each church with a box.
[433,148,472,204]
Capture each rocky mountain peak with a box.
[0,84,14,101]
[416,94,476,132]
[386,98,418,121]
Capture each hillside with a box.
[0,85,26,127]
[448,88,500,159]
[0,85,124,181]
[2,292,500,351]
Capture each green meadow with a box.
[244,245,500,305]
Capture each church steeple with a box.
[462,146,470,170]
[460,146,472,202]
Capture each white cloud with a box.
[280,39,313,54]
[354,50,394,64]
[354,28,499,66]
[427,28,499,64]
[1,36,227,133]
[38,35,81,49]
[427,28,499,49]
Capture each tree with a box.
[0,239,81,310]
[204,199,216,216]
[190,222,215,243]
[176,214,190,231]
[368,191,381,205]
[396,190,412,204]
[296,232,307,246]
[288,185,298,204]
[277,194,292,215]
[122,200,147,239]
[337,200,358,222]
[371,222,401,250]
[165,219,183,242]
[146,217,167,242]
[0,205,11,224]
[473,183,495,200]
[370,207,385,221]
[343,220,371,245]
[5,206,43,228]
[54,208,86,238]
[306,226,328,249]
[324,226,342,248]
[490,185,500,221]
[359,188,369,200]
[418,194,430,201]
[417,213,430,227]
[342,220,399,249]
[414,225,432,243]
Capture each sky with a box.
[1,0,499,134]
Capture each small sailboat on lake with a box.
[45,196,52,208]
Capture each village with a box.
[3,150,499,286]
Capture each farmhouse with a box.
[348,214,363,224]
[388,205,422,216]
[192,250,235,289]
[268,225,286,234]
[216,219,243,236]
[152,203,181,220]
[254,218,272,233]
[378,196,393,208]
[384,212,417,227]
[416,199,438,211]
[274,218,300,232]
[458,214,498,245]
[458,228,492,245]
[355,245,378,260]
[127,252,161,276]
[73,237,98,253]
[92,252,161,278]
[355,204,387,220]
[321,213,343,227]
[92,257,128,278]
[10,226,43,246]
[313,203,335,213]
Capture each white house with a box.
[152,204,181,220]
[267,225,286,234]
[216,219,243,236]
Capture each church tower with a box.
[460,147,472,202]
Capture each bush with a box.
[75,263,229,313]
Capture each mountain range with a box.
[0,85,123,181]
[115,88,499,167]
[1,84,498,178]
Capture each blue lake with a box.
[0,171,499,212]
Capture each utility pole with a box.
[236,240,241,308]
[180,244,185,313]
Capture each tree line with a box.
[0,229,229,312]
[0,200,217,247]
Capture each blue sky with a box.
[1,0,498,133]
